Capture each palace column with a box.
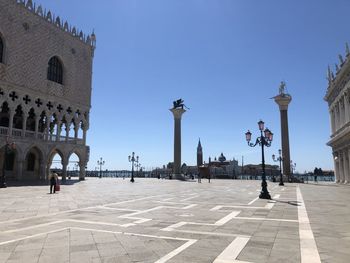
[79,162,86,181]
[16,159,23,181]
[8,109,15,137]
[56,121,61,141]
[330,109,335,134]
[344,93,349,124]
[333,152,340,183]
[335,103,340,130]
[35,115,40,139]
[61,158,68,182]
[74,123,79,140]
[345,148,350,184]
[83,124,88,144]
[21,112,28,138]
[274,83,292,181]
[46,115,51,141]
[39,161,46,180]
[170,107,186,180]
[65,123,70,142]
[340,151,345,183]
[340,99,345,127]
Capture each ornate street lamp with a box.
[97,157,105,178]
[245,120,273,199]
[272,149,284,186]
[128,152,138,183]
[1,137,16,188]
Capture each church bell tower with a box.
[197,139,203,167]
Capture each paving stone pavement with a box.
[0,178,349,263]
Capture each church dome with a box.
[218,153,226,162]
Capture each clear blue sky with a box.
[41,0,350,173]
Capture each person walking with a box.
[313,167,318,183]
[49,172,57,194]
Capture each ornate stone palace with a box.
[324,43,350,184]
[0,0,95,181]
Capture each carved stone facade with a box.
[0,0,95,181]
[324,44,350,184]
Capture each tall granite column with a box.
[274,82,292,181]
[170,108,186,180]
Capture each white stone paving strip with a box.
[297,186,321,263]
[0,228,69,246]
[233,216,298,223]
[0,194,168,225]
[154,239,197,263]
[247,197,259,205]
[181,195,199,201]
[215,211,241,225]
[2,220,65,233]
[70,227,197,263]
[213,237,250,263]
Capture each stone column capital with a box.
[170,108,186,119]
[274,94,292,111]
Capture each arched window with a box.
[47,56,63,84]
[0,36,4,63]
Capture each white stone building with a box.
[0,0,95,182]
[324,44,350,184]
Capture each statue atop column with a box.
[173,99,189,110]
[278,81,291,98]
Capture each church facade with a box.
[324,44,350,184]
[0,0,95,182]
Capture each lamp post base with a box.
[0,183,7,188]
[279,181,284,186]
[172,173,186,181]
[130,178,134,183]
[259,191,271,199]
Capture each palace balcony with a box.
[0,126,84,145]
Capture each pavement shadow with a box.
[271,199,302,206]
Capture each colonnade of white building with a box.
[333,150,350,184]
[329,91,350,135]
[329,88,350,184]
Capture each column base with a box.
[172,174,186,181]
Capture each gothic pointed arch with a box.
[24,146,43,180]
[13,105,23,129]
[0,101,10,127]
[47,56,63,84]
[67,148,83,165]
[26,108,36,132]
